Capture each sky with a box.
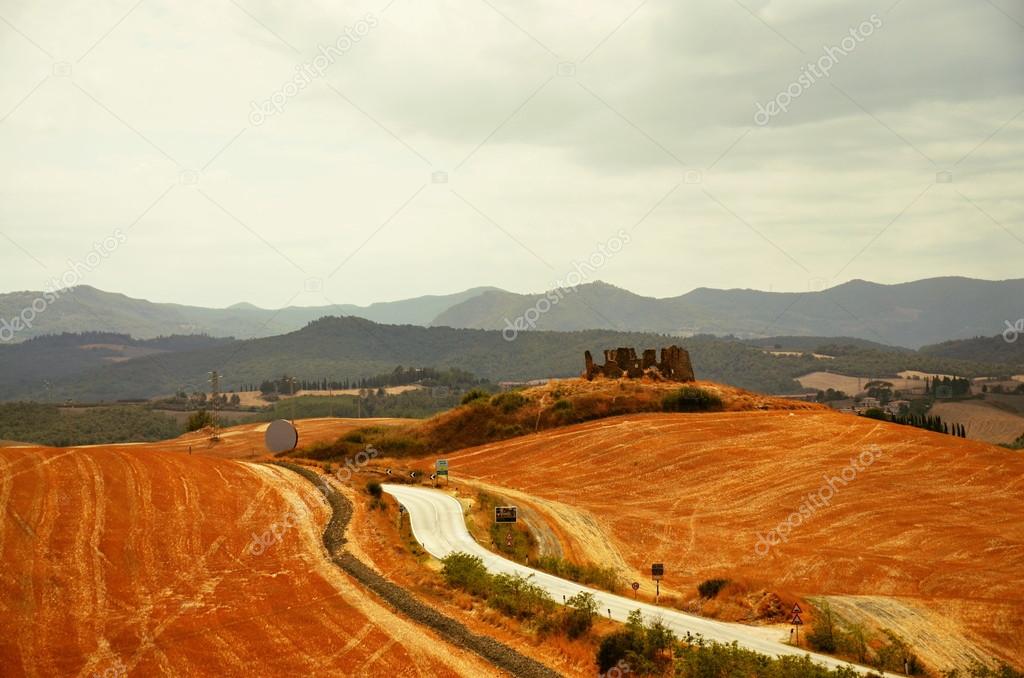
[0,0,1022,309]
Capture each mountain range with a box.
[1,276,1022,349]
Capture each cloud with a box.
[0,0,1021,308]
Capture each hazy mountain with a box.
[0,285,496,343]
[433,277,1024,348]
[2,277,1021,350]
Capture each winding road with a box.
[383,484,881,676]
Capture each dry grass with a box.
[296,378,824,461]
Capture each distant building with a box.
[885,399,910,416]
[859,397,881,410]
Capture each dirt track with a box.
[0,444,500,677]
[429,409,1024,670]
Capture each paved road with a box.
[383,484,880,675]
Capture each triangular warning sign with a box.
[791,603,803,614]
[790,613,804,625]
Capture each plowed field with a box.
[0,442,497,677]
[432,409,1024,669]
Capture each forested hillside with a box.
[11,318,1021,403]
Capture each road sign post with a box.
[789,604,804,645]
[651,563,664,604]
[631,582,640,599]
[435,459,449,485]
[494,506,518,524]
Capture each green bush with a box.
[564,591,599,639]
[662,386,723,412]
[487,572,554,619]
[806,602,839,653]
[552,398,572,411]
[461,389,491,405]
[533,555,620,592]
[440,552,491,597]
[490,391,528,413]
[943,662,1024,678]
[697,578,729,599]
[596,609,675,675]
[186,408,216,432]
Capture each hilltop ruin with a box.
[583,346,695,382]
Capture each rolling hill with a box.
[424,405,1024,670]
[7,317,1022,403]
[0,443,498,676]
[0,332,233,400]
[920,334,1024,366]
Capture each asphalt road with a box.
[383,484,881,676]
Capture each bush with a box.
[365,481,382,498]
[440,552,491,596]
[943,662,1024,678]
[697,578,729,599]
[186,408,216,432]
[662,386,723,413]
[533,555,620,592]
[461,389,490,405]
[596,609,675,675]
[806,602,839,653]
[552,398,572,411]
[564,591,599,639]
[488,572,554,619]
[490,391,528,413]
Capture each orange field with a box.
[0,439,497,677]
[431,409,1024,669]
[156,416,409,459]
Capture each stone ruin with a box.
[583,345,695,382]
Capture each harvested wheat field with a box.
[162,417,410,459]
[0,444,499,677]
[931,400,1024,444]
[432,405,1024,670]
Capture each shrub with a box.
[533,555,620,592]
[806,601,840,653]
[552,398,572,411]
[943,662,1024,678]
[488,572,554,619]
[662,386,723,413]
[490,391,528,413]
[697,578,729,599]
[875,630,925,675]
[186,408,216,432]
[460,389,490,405]
[365,481,382,498]
[440,552,491,596]
[596,609,675,675]
[564,591,599,639]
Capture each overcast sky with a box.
[1,0,1022,308]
